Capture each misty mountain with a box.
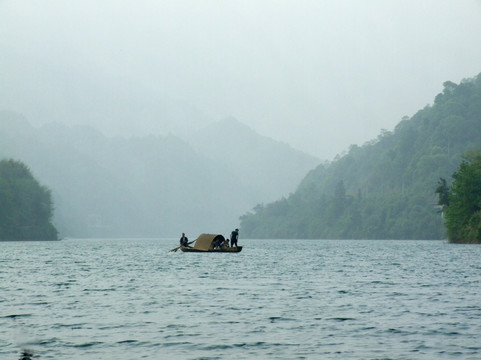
[187,117,320,203]
[240,73,481,239]
[0,111,319,238]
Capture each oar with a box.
[169,239,196,252]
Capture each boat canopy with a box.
[193,234,225,251]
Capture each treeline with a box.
[240,73,481,239]
[0,159,58,240]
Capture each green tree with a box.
[444,151,481,243]
[435,177,450,209]
[0,159,58,241]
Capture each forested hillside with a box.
[0,159,58,240]
[240,73,481,239]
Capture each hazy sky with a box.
[1,1,481,159]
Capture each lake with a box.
[1,239,481,359]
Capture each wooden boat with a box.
[180,233,243,253]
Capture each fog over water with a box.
[1,1,481,158]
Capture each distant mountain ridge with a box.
[188,117,320,203]
[240,72,481,239]
[0,111,319,237]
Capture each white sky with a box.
[1,0,481,159]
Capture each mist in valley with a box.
[0,111,318,237]
[1,1,481,238]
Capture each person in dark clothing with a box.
[230,228,239,247]
[179,233,189,247]
[212,238,222,249]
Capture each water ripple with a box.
[1,239,481,359]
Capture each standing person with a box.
[230,228,239,247]
[179,233,189,247]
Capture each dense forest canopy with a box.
[240,73,481,239]
[438,150,481,243]
[0,159,58,240]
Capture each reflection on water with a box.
[1,239,481,359]
[19,350,34,360]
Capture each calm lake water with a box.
[1,239,481,359]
